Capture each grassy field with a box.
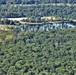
[0,29,13,42]
[0,24,16,31]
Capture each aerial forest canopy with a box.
[0,0,76,75]
[0,0,76,20]
[0,0,76,4]
[0,3,76,20]
[0,28,76,75]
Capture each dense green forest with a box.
[0,28,76,75]
[0,4,76,20]
[0,0,76,4]
[0,0,76,75]
[0,0,76,20]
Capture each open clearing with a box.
[5,3,76,7]
[0,24,16,31]
[7,17,27,21]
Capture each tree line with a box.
[0,0,76,4]
[0,4,76,20]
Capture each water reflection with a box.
[19,23,75,31]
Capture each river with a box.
[19,23,75,31]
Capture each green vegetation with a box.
[0,4,75,19]
[0,0,76,24]
[0,4,76,25]
[0,0,76,4]
[0,0,76,75]
[0,28,76,75]
[0,30,13,42]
